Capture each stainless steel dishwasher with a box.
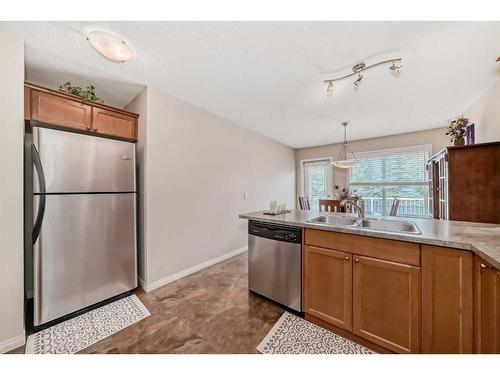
[248,220,302,312]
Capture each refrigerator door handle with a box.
[32,144,46,244]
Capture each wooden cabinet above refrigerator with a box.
[24,82,139,142]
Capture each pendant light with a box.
[332,122,357,169]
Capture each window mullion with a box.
[381,155,387,214]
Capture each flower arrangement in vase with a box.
[446,115,469,147]
[334,185,359,202]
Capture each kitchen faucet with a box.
[341,198,365,219]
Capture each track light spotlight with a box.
[389,61,402,73]
[353,74,363,87]
[326,81,334,96]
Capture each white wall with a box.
[464,77,500,143]
[295,127,450,200]
[127,87,295,290]
[0,25,25,353]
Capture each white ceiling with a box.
[19,21,500,148]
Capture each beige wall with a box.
[0,25,25,352]
[295,127,450,200]
[464,78,500,143]
[127,87,295,289]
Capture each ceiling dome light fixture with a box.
[332,122,358,169]
[86,31,133,63]
[324,57,402,96]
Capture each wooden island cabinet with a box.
[474,256,500,353]
[302,228,497,354]
[352,255,421,353]
[304,245,353,331]
[303,229,421,353]
[421,246,473,353]
[24,82,138,142]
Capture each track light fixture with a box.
[324,57,402,96]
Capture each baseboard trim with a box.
[0,333,25,354]
[144,246,247,292]
[138,277,146,292]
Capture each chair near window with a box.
[390,198,400,216]
[319,199,342,213]
[298,196,311,210]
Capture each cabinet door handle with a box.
[354,258,360,263]
[480,263,492,270]
[344,256,350,261]
[86,126,91,131]
[93,128,98,132]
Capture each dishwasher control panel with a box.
[248,221,302,244]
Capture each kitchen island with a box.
[240,210,500,354]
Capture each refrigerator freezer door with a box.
[33,193,137,326]
[33,127,135,193]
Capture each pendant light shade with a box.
[332,122,357,169]
[332,158,357,169]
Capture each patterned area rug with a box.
[25,294,150,354]
[257,312,374,354]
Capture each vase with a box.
[453,137,465,147]
[466,123,475,145]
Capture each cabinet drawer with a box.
[304,229,420,266]
[31,89,92,131]
[92,107,137,140]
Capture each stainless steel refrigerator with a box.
[25,124,137,328]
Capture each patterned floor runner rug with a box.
[257,312,374,354]
[26,294,150,354]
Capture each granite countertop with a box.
[239,209,500,269]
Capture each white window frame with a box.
[300,157,333,202]
[347,144,432,216]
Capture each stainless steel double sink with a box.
[307,215,421,234]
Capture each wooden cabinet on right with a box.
[474,256,500,353]
[426,142,500,223]
[422,245,473,353]
[92,107,137,140]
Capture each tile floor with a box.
[78,252,283,353]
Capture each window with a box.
[348,145,431,217]
[302,159,332,210]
